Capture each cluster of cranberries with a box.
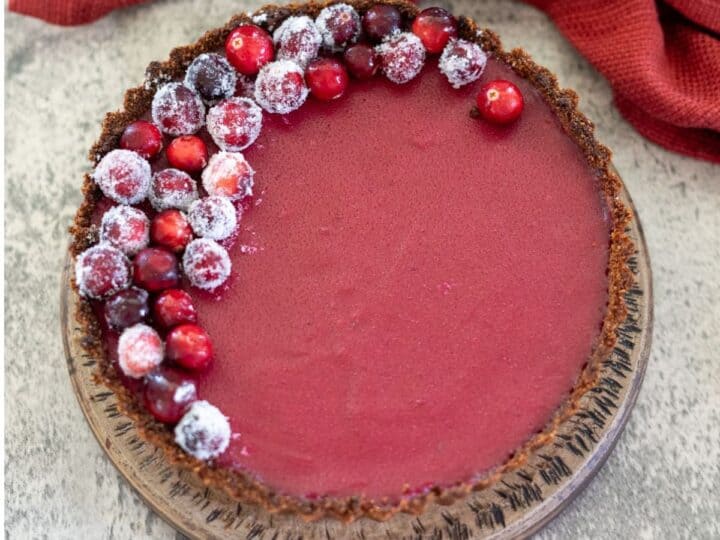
[75,3,526,463]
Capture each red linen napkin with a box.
[9,0,720,163]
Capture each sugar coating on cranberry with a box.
[117,323,164,379]
[100,205,150,255]
[376,32,426,84]
[188,196,238,240]
[439,39,488,89]
[183,238,232,291]
[254,60,309,114]
[315,4,361,50]
[149,169,199,212]
[184,53,237,104]
[151,83,206,136]
[206,97,263,152]
[174,400,231,460]
[92,149,152,205]
[201,151,255,200]
[273,16,321,68]
[75,244,132,299]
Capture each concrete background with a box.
[5,0,720,538]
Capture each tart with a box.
[69,0,634,523]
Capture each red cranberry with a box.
[143,367,198,424]
[376,32,426,84]
[305,58,349,101]
[316,4,361,50]
[166,323,213,371]
[362,5,402,42]
[166,135,208,173]
[75,245,132,299]
[439,39,487,88]
[343,43,379,80]
[100,205,150,256]
[150,209,193,252]
[273,16,322,68]
[118,324,163,379]
[132,247,180,292]
[184,53,237,103]
[153,289,197,328]
[476,80,524,124]
[182,238,232,291]
[225,24,275,76]
[201,152,254,200]
[149,168,198,212]
[151,82,205,136]
[411,7,458,54]
[104,287,150,330]
[206,98,263,152]
[92,149,151,205]
[119,120,163,159]
[254,60,309,114]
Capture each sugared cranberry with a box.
[151,83,205,136]
[305,58,349,101]
[362,5,402,42]
[166,323,213,371]
[439,39,487,89]
[119,120,163,159]
[201,151,255,200]
[153,289,197,328]
[92,149,151,205]
[143,367,198,424]
[104,287,150,330]
[188,196,238,240]
[315,4,361,50]
[149,168,199,212]
[476,80,524,124]
[75,244,131,299]
[206,97,263,152]
[100,205,150,255]
[411,7,458,54]
[254,60,309,114]
[132,247,180,292]
[166,135,208,174]
[117,324,163,379]
[150,209,193,252]
[376,32,426,84]
[184,53,237,103]
[343,43,379,80]
[174,401,231,460]
[273,16,321,68]
[225,24,275,76]
[183,238,232,291]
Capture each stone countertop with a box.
[5,0,720,538]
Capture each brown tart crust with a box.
[68,0,635,523]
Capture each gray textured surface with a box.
[4,0,720,538]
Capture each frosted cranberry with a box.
[201,151,254,200]
[273,16,321,68]
[362,5,402,42]
[75,245,131,299]
[183,238,231,291]
[150,209,193,252]
[206,97,263,152]
[306,58,349,101]
[439,39,487,88]
[343,43,378,80]
[149,168,198,212]
[117,323,164,379]
[166,324,213,370]
[153,289,197,328]
[184,53,237,103]
[188,196,238,240]
[477,80,524,124]
[133,247,180,292]
[92,149,151,205]
[411,7,457,54]
[316,4,360,50]
[254,60,309,114]
[143,367,198,424]
[100,205,150,255]
[119,120,163,159]
[174,401,231,460]
[166,135,208,173]
[376,32,426,84]
[104,287,149,330]
[151,83,205,136]
[225,24,275,76]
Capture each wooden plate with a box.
[61,182,652,539]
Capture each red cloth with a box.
[9,0,720,163]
